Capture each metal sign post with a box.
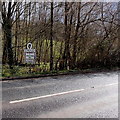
[24,43,36,73]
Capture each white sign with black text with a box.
[24,43,36,64]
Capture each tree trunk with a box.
[50,2,53,71]
[2,30,7,64]
[72,2,81,69]
[2,2,14,69]
[118,2,120,67]
[63,2,69,70]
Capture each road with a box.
[2,71,119,118]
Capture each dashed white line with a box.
[10,89,85,104]
[9,82,118,104]
[104,83,118,87]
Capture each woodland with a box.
[1,2,120,77]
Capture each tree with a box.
[72,2,81,69]
[2,2,15,69]
[50,1,53,71]
[117,1,120,67]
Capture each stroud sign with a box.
[24,43,36,64]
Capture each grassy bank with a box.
[1,65,119,79]
[2,65,76,78]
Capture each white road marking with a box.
[9,82,118,104]
[104,83,118,87]
[10,89,85,104]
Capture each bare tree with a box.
[50,1,53,71]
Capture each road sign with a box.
[27,43,32,49]
[24,43,36,64]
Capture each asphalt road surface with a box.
[2,71,119,118]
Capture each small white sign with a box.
[24,43,36,64]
